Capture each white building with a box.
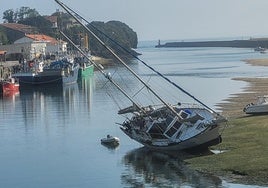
[14,34,67,57]
[0,34,67,60]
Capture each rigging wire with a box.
[72,13,219,114]
[55,0,187,121]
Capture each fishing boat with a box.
[0,66,19,94]
[0,77,19,94]
[243,95,268,114]
[13,58,79,87]
[75,57,94,78]
[55,0,227,151]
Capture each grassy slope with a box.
[186,115,268,185]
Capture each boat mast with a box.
[59,30,143,112]
[54,0,183,119]
[73,14,219,115]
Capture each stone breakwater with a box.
[156,39,268,48]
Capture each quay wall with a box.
[156,39,268,48]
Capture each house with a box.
[15,34,67,55]
[0,34,67,60]
[0,40,46,60]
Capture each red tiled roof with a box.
[0,23,37,34]
[25,34,63,45]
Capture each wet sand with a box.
[217,59,268,118]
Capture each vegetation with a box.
[87,21,138,58]
[2,7,40,23]
[186,115,268,186]
[18,16,55,37]
[2,7,139,58]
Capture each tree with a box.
[2,7,40,23]
[87,21,138,58]
[3,9,16,23]
[17,7,40,21]
[19,16,53,36]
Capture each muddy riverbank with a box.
[187,58,268,186]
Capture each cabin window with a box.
[164,121,182,137]
[148,122,167,139]
[166,115,173,125]
[179,110,190,119]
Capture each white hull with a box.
[144,125,220,150]
[244,96,268,114]
[122,124,221,151]
[244,104,268,114]
[120,106,225,151]
[101,136,120,145]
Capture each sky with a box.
[1,0,268,41]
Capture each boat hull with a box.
[121,124,221,151]
[244,104,268,114]
[13,67,79,87]
[119,106,226,151]
[0,81,19,94]
[78,64,94,78]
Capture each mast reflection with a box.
[122,147,222,188]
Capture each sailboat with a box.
[55,0,227,151]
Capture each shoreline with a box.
[187,58,268,186]
[217,58,268,119]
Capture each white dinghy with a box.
[101,135,120,145]
[243,95,268,114]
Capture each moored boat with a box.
[243,95,268,114]
[101,135,120,146]
[13,58,79,87]
[78,63,94,78]
[0,65,19,94]
[254,46,266,52]
[75,57,94,78]
[0,77,19,94]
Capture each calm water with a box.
[1,44,268,188]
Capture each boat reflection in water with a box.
[0,90,20,100]
[78,75,94,112]
[122,147,222,188]
[19,83,79,127]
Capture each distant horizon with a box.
[2,0,268,41]
[139,35,268,43]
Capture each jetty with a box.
[156,38,268,48]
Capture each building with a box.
[0,34,67,60]
[15,34,67,55]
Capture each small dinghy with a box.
[101,135,120,146]
[243,95,268,114]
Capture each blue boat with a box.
[13,58,79,87]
